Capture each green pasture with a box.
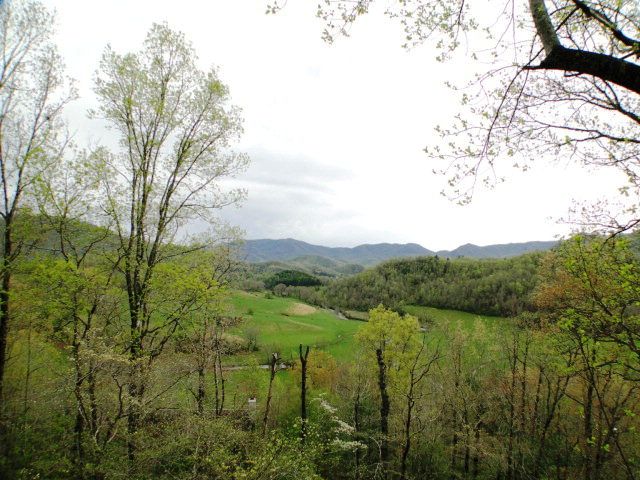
[228,291,362,363]
[226,292,512,366]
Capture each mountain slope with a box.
[248,255,364,279]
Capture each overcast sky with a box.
[41,0,627,250]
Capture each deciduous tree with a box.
[0,0,75,407]
[92,22,249,462]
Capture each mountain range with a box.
[240,238,557,266]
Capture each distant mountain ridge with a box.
[437,241,558,259]
[241,238,433,266]
[241,238,557,266]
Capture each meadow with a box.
[227,291,362,363]
[226,291,507,365]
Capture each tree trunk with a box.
[400,393,414,480]
[450,349,461,479]
[197,366,205,416]
[507,336,518,480]
[213,354,220,415]
[262,353,278,435]
[72,321,85,479]
[0,218,13,410]
[472,419,481,478]
[376,347,390,478]
[464,408,470,477]
[299,345,310,441]
[127,322,144,467]
[215,350,225,416]
[583,370,594,480]
[87,361,98,436]
[354,391,362,480]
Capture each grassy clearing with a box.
[227,291,362,363]
[404,305,505,329]
[403,305,512,357]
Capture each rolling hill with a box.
[240,238,557,267]
[241,238,433,265]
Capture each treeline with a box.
[264,269,322,289]
[272,254,542,317]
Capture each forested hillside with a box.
[273,254,542,316]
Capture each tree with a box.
[92,22,249,462]
[536,235,640,376]
[272,1,640,229]
[535,236,640,478]
[398,335,440,480]
[355,305,422,478]
[0,0,75,409]
[299,343,310,440]
[262,351,280,435]
[30,151,118,477]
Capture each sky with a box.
[40,0,628,250]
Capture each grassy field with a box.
[227,291,362,363]
[226,292,511,366]
[405,304,505,329]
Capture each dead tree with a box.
[262,352,279,435]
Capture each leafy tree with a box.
[92,22,249,462]
[356,305,422,478]
[536,235,640,377]
[0,0,75,407]
[536,236,640,478]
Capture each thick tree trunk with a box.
[507,338,518,480]
[127,312,143,467]
[0,219,13,459]
[450,350,461,479]
[583,372,594,480]
[215,351,225,416]
[87,362,98,436]
[464,409,470,476]
[529,0,640,95]
[472,419,481,478]
[72,321,86,479]
[213,358,220,415]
